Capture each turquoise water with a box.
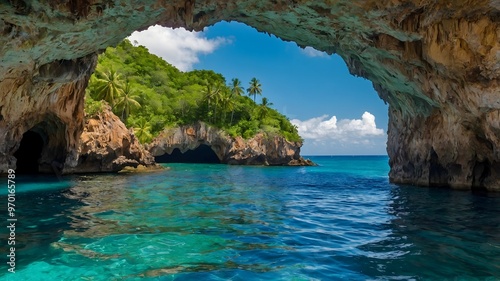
[1,156,499,280]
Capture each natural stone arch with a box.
[0,1,498,189]
[155,144,222,164]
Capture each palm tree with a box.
[115,81,141,122]
[203,82,223,123]
[212,82,224,124]
[229,94,238,125]
[133,118,153,144]
[203,83,216,122]
[93,68,124,107]
[247,77,262,103]
[220,90,237,125]
[258,97,274,119]
[230,78,244,97]
[261,97,273,107]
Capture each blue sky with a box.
[129,22,388,155]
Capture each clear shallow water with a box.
[1,156,499,280]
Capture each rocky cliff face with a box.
[147,122,313,166]
[65,105,156,173]
[0,1,498,189]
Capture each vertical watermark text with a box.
[6,169,16,273]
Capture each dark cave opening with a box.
[472,160,491,192]
[14,131,45,174]
[429,148,449,187]
[155,144,221,164]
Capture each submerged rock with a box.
[65,105,156,173]
[147,122,314,166]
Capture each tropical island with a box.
[0,2,499,280]
[79,39,313,171]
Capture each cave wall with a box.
[0,52,96,172]
[27,116,69,173]
[0,1,499,189]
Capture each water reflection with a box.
[0,176,79,271]
[2,164,499,280]
[356,185,500,279]
[54,171,291,278]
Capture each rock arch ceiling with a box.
[0,1,498,189]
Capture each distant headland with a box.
[73,40,313,172]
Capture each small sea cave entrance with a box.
[14,131,45,174]
[14,117,68,174]
[155,144,221,164]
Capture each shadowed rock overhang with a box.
[147,122,313,166]
[155,144,221,164]
[0,1,498,190]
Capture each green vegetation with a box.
[247,77,262,102]
[84,94,105,116]
[85,39,302,143]
[115,81,141,122]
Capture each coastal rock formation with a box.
[0,1,498,189]
[147,122,313,166]
[0,54,97,174]
[65,105,156,173]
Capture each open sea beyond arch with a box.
[1,156,499,280]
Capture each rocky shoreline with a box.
[65,105,157,174]
[66,111,312,173]
[147,122,314,167]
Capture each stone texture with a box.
[0,53,97,173]
[147,122,314,166]
[65,104,156,173]
[0,1,498,189]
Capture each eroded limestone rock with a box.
[147,122,314,166]
[65,105,156,173]
[0,1,498,189]
[0,53,97,173]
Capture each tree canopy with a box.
[85,39,302,144]
[247,77,262,102]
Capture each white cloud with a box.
[128,25,230,71]
[300,46,329,58]
[291,112,384,145]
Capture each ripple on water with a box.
[1,157,499,280]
